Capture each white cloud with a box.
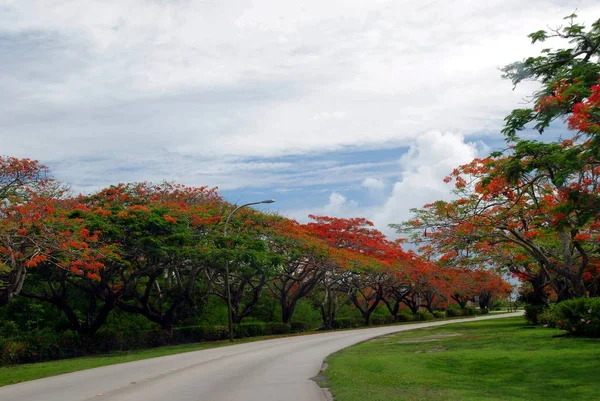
[323,192,359,215]
[1,0,599,200]
[372,131,480,233]
[284,191,367,223]
[362,177,385,191]
[290,131,481,237]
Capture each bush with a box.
[524,304,546,325]
[433,311,446,319]
[266,322,291,335]
[463,306,481,316]
[0,330,83,365]
[538,308,557,328]
[205,325,230,341]
[445,308,464,317]
[480,308,490,314]
[172,325,206,343]
[290,321,313,333]
[396,312,414,322]
[235,322,267,338]
[542,298,600,337]
[371,315,395,325]
[0,320,19,338]
[415,311,434,321]
[332,318,363,329]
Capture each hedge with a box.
[540,297,600,337]
[0,322,297,366]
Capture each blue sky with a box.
[1,0,599,236]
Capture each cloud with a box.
[290,131,482,237]
[372,131,480,232]
[323,192,359,215]
[2,0,599,210]
[284,191,367,223]
[362,177,385,191]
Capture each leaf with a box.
[528,30,547,44]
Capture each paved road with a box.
[1,312,522,401]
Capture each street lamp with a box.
[223,199,275,341]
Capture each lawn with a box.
[323,317,600,401]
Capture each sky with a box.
[1,0,599,237]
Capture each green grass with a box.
[324,317,600,401]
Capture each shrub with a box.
[433,311,446,319]
[396,312,414,322]
[0,321,19,338]
[235,322,267,338]
[0,329,83,365]
[0,340,28,365]
[524,304,545,325]
[371,315,395,325]
[463,306,481,316]
[290,321,312,333]
[332,318,363,329]
[172,326,205,343]
[205,325,229,341]
[538,308,557,328]
[415,311,434,321]
[445,308,464,317]
[266,322,291,335]
[542,298,600,337]
[480,308,490,314]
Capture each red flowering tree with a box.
[265,218,330,323]
[305,215,410,325]
[0,157,99,307]
[86,183,226,331]
[19,182,224,333]
[395,16,600,302]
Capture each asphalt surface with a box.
[0,312,522,401]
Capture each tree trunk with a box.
[0,264,26,307]
[281,300,296,324]
[382,298,400,321]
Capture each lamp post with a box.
[223,199,275,341]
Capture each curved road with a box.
[1,312,521,401]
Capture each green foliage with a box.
[445,307,464,318]
[235,322,268,338]
[433,311,446,319]
[414,311,435,321]
[542,298,600,337]
[524,304,546,325]
[501,15,600,141]
[0,330,83,365]
[396,311,414,322]
[463,306,481,316]
[265,322,291,335]
[288,299,322,328]
[371,314,395,325]
[290,321,313,333]
[332,318,363,329]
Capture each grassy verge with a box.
[0,334,290,387]
[0,311,515,387]
[323,317,600,401]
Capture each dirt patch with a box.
[414,346,447,354]
[311,362,334,401]
[396,332,463,344]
